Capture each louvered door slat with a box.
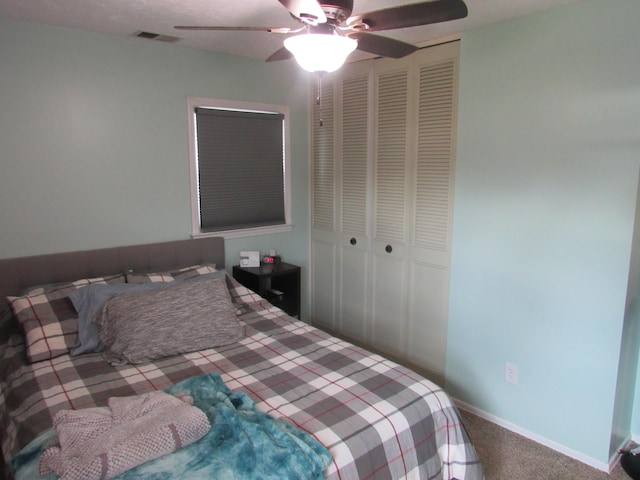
[342,76,369,235]
[414,60,455,250]
[375,71,408,244]
[312,81,335,230]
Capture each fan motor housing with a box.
[320,0,354,23]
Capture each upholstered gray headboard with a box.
[0,237,225,311]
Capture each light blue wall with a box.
[0,17,312,316]
[448,0,640,465]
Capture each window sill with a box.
[192,223,293,240]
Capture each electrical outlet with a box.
[505,362,519,385]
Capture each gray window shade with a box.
[195,108,286,232]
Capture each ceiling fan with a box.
[176,0,468,73]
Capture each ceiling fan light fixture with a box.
[284,34,357,73]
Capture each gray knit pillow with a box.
[96,277,243,365]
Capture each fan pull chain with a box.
[316,73,323,127]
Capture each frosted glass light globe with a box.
[284,34,358,73]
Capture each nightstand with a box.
[232,262,301,318]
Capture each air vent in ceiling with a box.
[133,31,180,43]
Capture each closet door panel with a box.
[371,253,407,355]
[406,43,459,376]
[311,76,337,329]
[336,65,371,341]
[370,61,412,358]
[338,245,369,341]
[407,262,449,373]
[311,240,337,330]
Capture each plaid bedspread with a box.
[0,278,483,479]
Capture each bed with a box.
[0,238,483,479]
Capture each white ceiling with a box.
[0,0,583,63]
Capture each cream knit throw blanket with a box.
[39,391,210,480]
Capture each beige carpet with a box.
[460,409,633,480]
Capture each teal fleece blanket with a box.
[10,374,332,480]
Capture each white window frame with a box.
[187,96,293,239]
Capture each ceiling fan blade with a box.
[349,32,418,59]
[175,26,294,33]
[276,0,327,24]
[346,0,467,32]
[266,47,294,62]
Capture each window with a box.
[187,97,292,239]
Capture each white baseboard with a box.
[454,399,615,473]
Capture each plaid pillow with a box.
[126,264,217,284]
[225,275,263,306]
[7,274,125,363]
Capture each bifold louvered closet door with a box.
[310,42,459,380]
